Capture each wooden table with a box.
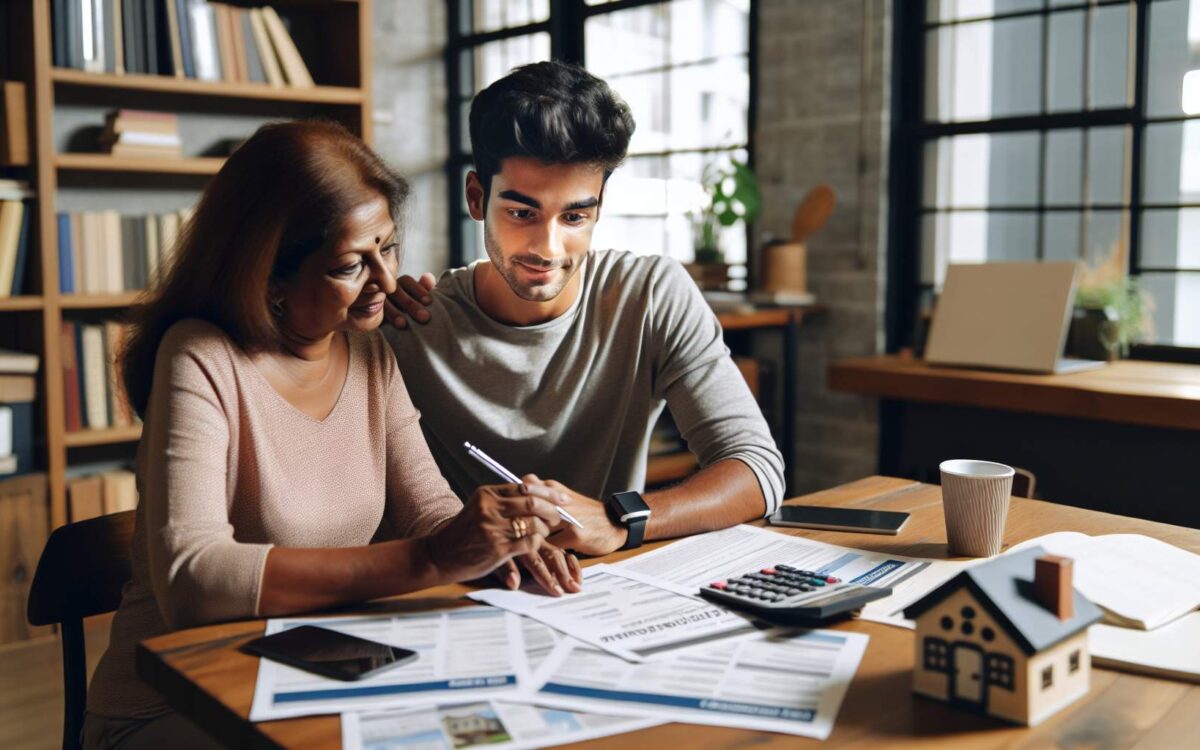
[138,476,1200,749]
[829,357,1200,526]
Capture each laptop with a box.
[924,261,1107,375]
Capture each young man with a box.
[384,61,784,589]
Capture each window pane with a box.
[1143,120,1200,204]
[923,132,1040,208]
[1089,4,1132,109]
[464,0,549,35]
[1045,130,1083,206]
[1044,211,1082,260]
[586,0,748,79]
[461,32,551,96]
[1047,10,1085,113]
[921,211,1039,286]
[1141,272,1200,346]
[1147,0,1200,117]
[1087,126,1129,205]
[1141,209,1200,269]
[1085,210,1128,267]
[925,16,1044,122]
[926,0,1042,23]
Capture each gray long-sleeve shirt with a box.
[383,249,785,514]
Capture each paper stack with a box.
[101,110,182,159]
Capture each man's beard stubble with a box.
[482,221,577,302]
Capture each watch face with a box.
[612,491,650,516]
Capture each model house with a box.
[903,547,1103,726]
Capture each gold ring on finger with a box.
[511,517,527,539]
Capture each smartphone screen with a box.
[769,505,910,535]
[242,625,418,682]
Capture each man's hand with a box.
[522,475,628,557]
[493,544,583,597]
[385,273,437,328]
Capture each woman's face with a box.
[278,195,400,340]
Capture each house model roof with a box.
[903,546,1103,655]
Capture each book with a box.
[0,455,15,475]
[0,81,29,167]
[103,210,124,294]
[261,5,314,88]
[174,0,195,79]
[165,0,185,79]
[111,0,125,74]
[122,0,141,74]
[61,322,83,432]
[57,214,74,294]
[81,324,108,429]
[67,475,104,521]
[229,6,248,83]
[241,8,266,84]
[0,401,34,476]
[248,8,284,88]
[1091,612,1200,684]
[100,469,138,513]
[101,0,117,73]
[0,349,39,375]
[9,202,32,296]
[0,406,11,457]
[0,200,25,297]
[70,212,83,292]
[213,3,236,83]
[53,0,68,68]
[82,0,104,74]
[190,0,220,81]
[0,375,36,403]
[66,0,84,69]
[143,0,159,76]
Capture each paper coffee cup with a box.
[939,459,1014,557]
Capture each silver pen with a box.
[463,441,585,529]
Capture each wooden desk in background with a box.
[830,356,1200,527]
[137,476,1200,750]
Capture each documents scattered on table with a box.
[249,608,531,721]
[341,701,662,750]
[617,524,970,628]
[469,564,760,661]
[1090,612,1200,683]
[532,627,869,740]
[1010,532,1200,629]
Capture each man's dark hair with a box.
[469,60,636,203]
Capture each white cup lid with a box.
[939,459,1015,479]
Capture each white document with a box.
[1010,532,1200,630]
[248,608,530,721]
[469,564,760,662]
[1090,612,1200,683]
[532,627,869,740]
[618,524,970,628]
[341,700,661,750]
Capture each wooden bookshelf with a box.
[0,0,375,533]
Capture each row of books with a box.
[101,109,183,158]
[53,1,315,88]
[57,208,191,295]
[0,349,38,478]
[68,468,137,522]
[0,188,34,298]
[61,320,140,433]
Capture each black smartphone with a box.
[768,505,911,535]
[241,625,419,682]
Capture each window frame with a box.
[887,0,1200,361]
[444,0,760,269]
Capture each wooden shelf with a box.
[716,305,825,331]
[646,452,697,485]
[64,425,142,448]
[0,296,44,312]
[56,153,225,175]
[59,292,145,309]
[52,68,365,105]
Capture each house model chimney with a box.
[1034,554,1074,620]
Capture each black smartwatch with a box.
[607,491,651,550]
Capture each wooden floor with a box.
[0,617,111,750]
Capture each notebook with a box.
[1091,612,1200,683]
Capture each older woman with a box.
[82,121,580,749]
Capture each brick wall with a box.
[756,0,891,492]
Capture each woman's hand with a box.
[423,483,566,584]
[494,544,583,597]
[384,273,436,328]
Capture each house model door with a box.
[952,643,985,706]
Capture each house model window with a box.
[986,653,1015,690]
[1069,650,1081,673]
[1041,666,1054,690]
[924,638,949,671]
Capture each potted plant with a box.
[685,159,761,290]
[1068,242,1154,360]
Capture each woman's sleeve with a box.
[383,359,463,538]
[142,330,272,630]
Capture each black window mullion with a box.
[447,0,466,268]
[1128,0,1150,276]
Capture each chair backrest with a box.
[27,510,135,750]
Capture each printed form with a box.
[617,524,971,628]
[531,627,869,740]
[469,564,760,661]
[249,607,530,721]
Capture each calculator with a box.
[698,563,892,625]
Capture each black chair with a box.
[27,511,135,750]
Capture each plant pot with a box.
[1065,306,1121,361]
[683,262,731,291]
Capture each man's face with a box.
[466,157,604,302]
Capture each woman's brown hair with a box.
[121,120,409,417]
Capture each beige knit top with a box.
[87,319,463,720]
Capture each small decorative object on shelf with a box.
[685,159,761,291]
[757,184,835,305]
[903,547,1102,727]
[1067,242,1152,361]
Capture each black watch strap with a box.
[622,514,647,551]
[609,490,651,551]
